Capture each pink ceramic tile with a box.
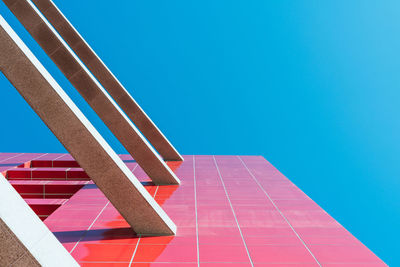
[248,245,317,264]
[81,228,140,245]
[302,234,361,246]
[131,264,198,267]
[283,210,341,228]
[322,264,386,267]
[71,242,136,262]
[80,263,129,267]
[240,226,296,237]
[139,235,196,246]
[0,153,385,266]
[201,264,252,267]
[133,244,197,263]
[198,226,243,245]
[309,244,385,264]
[235,210,288,227]
[253,264,319,267]
[199,244,250,263]
[244,235,303,246]
[294,227,351,237]
[274,199,322,211]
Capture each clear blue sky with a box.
[0,0,398,265]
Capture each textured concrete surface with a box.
[0,173,78,266]
[32,0,184,162]
[3,0,180,185]
[0,220,41,267]
[0,16,176,235]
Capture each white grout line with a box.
[66,168,71,180]
[128,237,141,267]
[69,200,110,253]
[129,183,160,266]
[32,153,48,161]
[193,155,200,267]
[131,163,139,172]
[87,202,110,230]
[54,154,66,161]
[0,153,24,163]
[153,186,160,198]
[237,156,322,267]
[212,156,254,267]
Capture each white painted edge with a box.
[0,173,79,266]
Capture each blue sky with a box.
[0,0,398,264]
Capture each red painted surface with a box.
[0,153,386,266]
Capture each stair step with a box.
[25,198,68,220]
[6,168,90,180]
[30,160,80,168]
[10,180,87,198]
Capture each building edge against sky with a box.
[0,0,389,266]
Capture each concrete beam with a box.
[0,15,176,235]
[2,0,180,185]
[0,173,79,266]
[32,0,183,162]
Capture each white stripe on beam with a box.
[0,173,79,266]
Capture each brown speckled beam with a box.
[2,0,180,185]
[32,0,183,162]
[0,16,176,235]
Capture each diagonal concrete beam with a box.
[0,15,176,235]
[29,0,184,162]
[0,173,79,266]
[2,0,180,185]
